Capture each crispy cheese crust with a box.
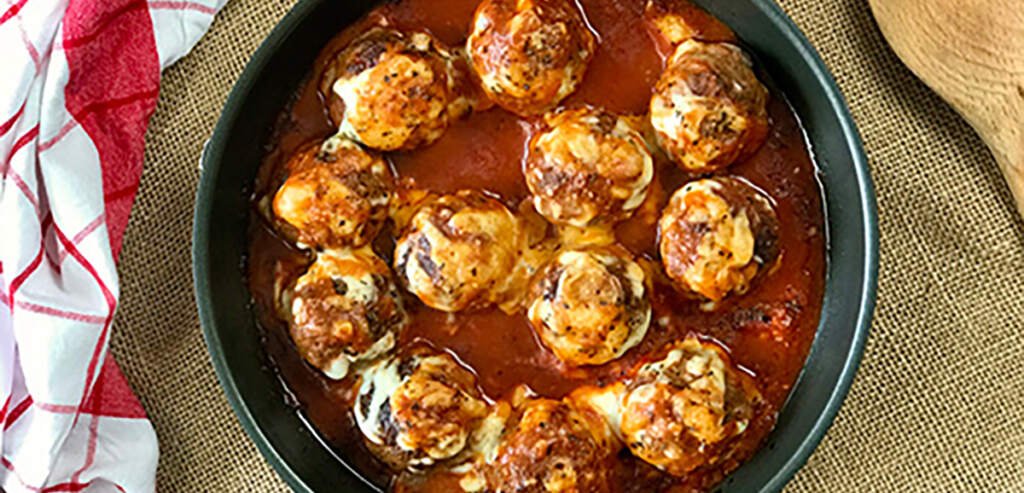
[525,107,654,227]
[487,396,617,493]
[528,247,651,366]
[619,338,761,476]
[467,0,596,116]
[321,27,473,151]
[650,40,768,173]
[288,249,406,380]
[356,348,488,468]
[659,177,780,303]
[394,190,525,312]
[273,136,394,249]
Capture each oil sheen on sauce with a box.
[247,0,826,491]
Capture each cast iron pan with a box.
[193,0,879,491]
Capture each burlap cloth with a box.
[110,0,1024,490]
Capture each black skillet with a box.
[193,0,878,491]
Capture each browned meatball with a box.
[488,397,617,493]
[320,27,473,151]
[467,0,596,116]
[272,136,394,249]
[394,190,525,312]
[642,0,736,46]
[355,347,489,469]
[288,250,406,380]
[650,40,769,173]
[527,247,651,366]
[525,107,654,227]
[658,177,780,303]
[619,338,761,476]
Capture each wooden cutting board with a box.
[868,0,1024,218]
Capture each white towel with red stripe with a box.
[0,0,225,491]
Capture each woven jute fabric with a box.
[110,0,1024,491]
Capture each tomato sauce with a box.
[247,0,826,491]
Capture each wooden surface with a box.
[869,0,1024,218]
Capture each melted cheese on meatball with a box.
[453,402,514,492]
[528,248,651,366]
[568,383,626,441]
[659,177,781,304]
[650,40,769,173]
[642,0,736,46]
[288,249,406,380]
[486,396,617,493]
[322,27,472,151]
[356,349,488,469]
[467,0,596,116]
[394,190,526,312]
[525,107,654,227]
[619,338,761,476]
[272,136,394,249]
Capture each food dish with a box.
[194,0,878,491]
[251,0,821,489]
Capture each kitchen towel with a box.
[0,0,224,491]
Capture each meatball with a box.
[355,347,489,469]
[320,27,472,151]
[650,40,769,173]
[272,136,394,249]
[527,247,651,366]
[488,397,617,493]
[659,177,780,303]
[288,250,406,380]
[394,190,525,312]
[642,0,736,47]
[619,338,761,476]
[525,107,655,227]
[466,0,596,116]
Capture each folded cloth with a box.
[0,0,226,491]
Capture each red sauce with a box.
[247,0,826,491]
